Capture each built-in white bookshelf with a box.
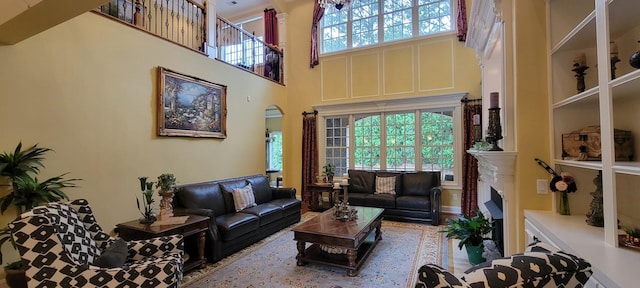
[528,0,640,287]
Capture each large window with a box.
[317,95,463,185]
[321,0,453,53]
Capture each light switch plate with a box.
[536,179,548,194]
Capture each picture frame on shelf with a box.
[157,67,227,138]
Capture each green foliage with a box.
[623,226,640,238]
[0,142,80,265]
[440,213,493,250]
[156,173,177,191]
[322,163,335,178]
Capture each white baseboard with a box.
[442,205,461,215]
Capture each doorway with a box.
[265,105,283,187]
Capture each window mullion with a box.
[347,9,353,49]
[415,110,422,171]
[348,115,355,170]
[378,0,384,44]
[379,112,386,170]
[412,0,419,37]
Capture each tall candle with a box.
[489,92,499,109]
[473,114,480,125]
[610,41,619,56]
[574,53,587,67]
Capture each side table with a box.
[117,215,209,272]
[306,184,348,212]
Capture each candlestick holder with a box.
[611,55,620,80]
[486,108,503,151]
[474,124,482,142]
[572,64,589,93]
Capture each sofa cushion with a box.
[93,239,128,268]
[246,175,273,204]
[346,192,367,206]
[403,171,440,197]
[220,179,251,214]
[215,213,260,241]
[231,183,257,212]
[270,198,302,217]
[175,181,226,217]
[375,171,402,194]
[375,176,396,195]
[242,203,283,226]
[396,195,430,211]
[365,194,396,209]
[349,170,375,194]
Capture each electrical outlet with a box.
[453,194,459,200]
[536,179,548,194]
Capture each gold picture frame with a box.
[157,67,227,138]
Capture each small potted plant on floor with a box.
[440,212,493,265]
[0,142,80,288]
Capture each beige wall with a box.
[281,0,480,210]
[0,12,287,264]
[511,0,551,250]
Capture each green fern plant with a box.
[440,212,493,250]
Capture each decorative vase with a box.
[558,191,571,215]
[465,244,486,265]
[629,42,640,69]
[159,190,175,220]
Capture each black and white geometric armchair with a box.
[415,242,593,288]
[9,199,184,288]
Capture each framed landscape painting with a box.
[157,67,227,138]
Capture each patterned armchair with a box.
[415,242,592,288]
[9,199,184,288]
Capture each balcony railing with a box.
[96,0,284,84]
[216,17,283,84]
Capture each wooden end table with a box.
[117,215,209,272]
[306,183,348,212]
[292,206,383,276]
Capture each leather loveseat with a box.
[173,174,301,263]
[347,170,441,225]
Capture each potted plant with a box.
[0,142,80,288]
[440,212,493,265]
[322,163,335,183]
[156,173,177,220]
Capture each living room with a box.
[1,0,638,287]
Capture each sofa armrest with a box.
[430,186,442,226]
[415,264,470,288]
[272,187,297,199]
[173,207,220,242]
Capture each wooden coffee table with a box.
[293,206,383,276]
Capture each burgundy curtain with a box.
[264,9,278,46]
[461,101,482,216]
[310,1,325,68]
[301,111,318,202]
[457,0,468,42]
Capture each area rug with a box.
[182,213,443,288]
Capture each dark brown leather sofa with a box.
[173,174,300,263]
[347,170,441,225]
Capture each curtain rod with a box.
[302,110,318,117]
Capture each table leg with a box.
[310,190,319,211]
[375,221,382,241]
[197,230,206,268]
[347,249,357,276]
[296,241,306,266]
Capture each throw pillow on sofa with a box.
[232,183,256,212]
[375,176,396,195]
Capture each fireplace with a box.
[468,150,516,255]
[484,187,504,256]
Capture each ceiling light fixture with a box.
[318,0,351,10]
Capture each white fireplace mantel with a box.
[468,149,517,255]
